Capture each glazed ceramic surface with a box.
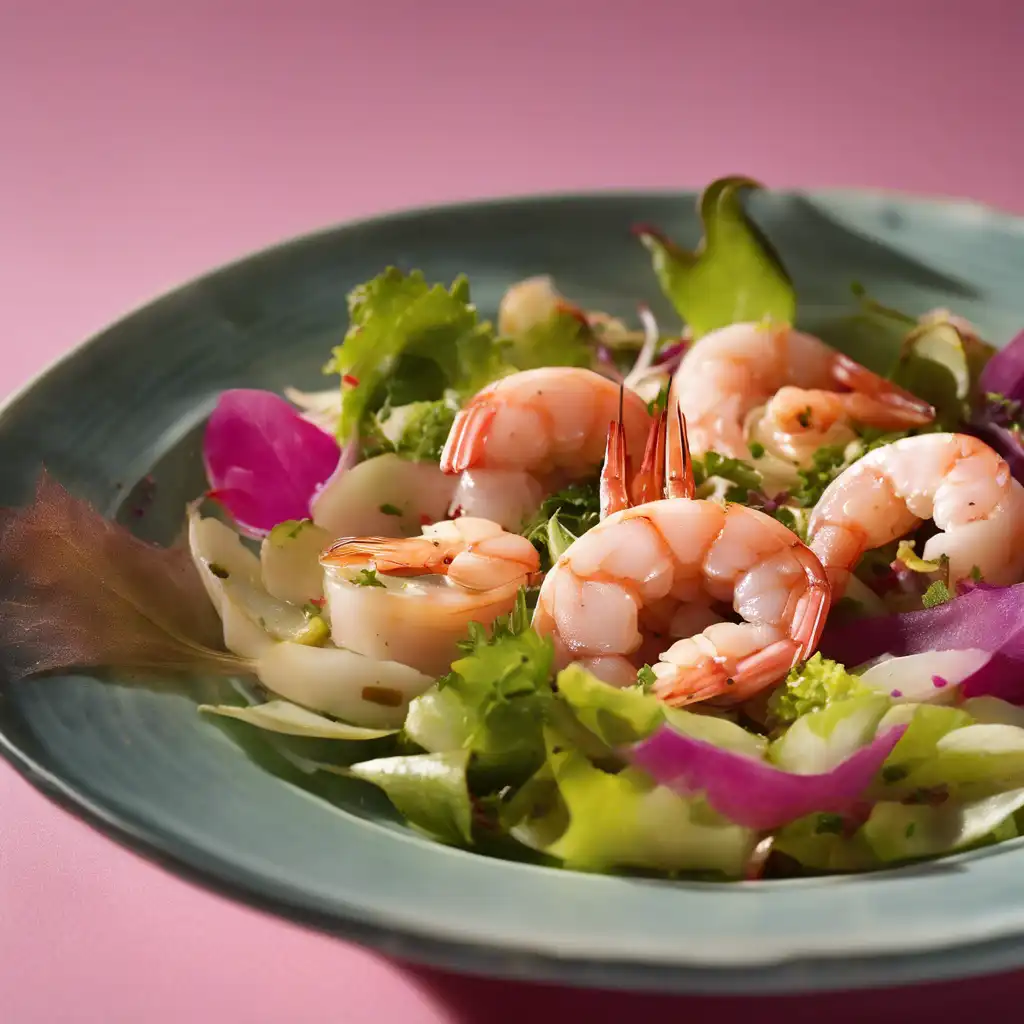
[3,189,1024,993]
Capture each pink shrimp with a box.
[439,367,652,530]
[532,404,831,706]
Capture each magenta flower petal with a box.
[626,723,907,830]
[821,581,1024,703]
[203,389,341,537]
[979,328,1024,400]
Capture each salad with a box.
[6,175,1024,881]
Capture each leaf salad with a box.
[4,176,1024,883]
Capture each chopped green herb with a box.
[524,476,601,568]
[905,822,917,838]
[815,814,845,835]
[882,765,909,784]
[379,503,403,517]
[637,664,657,692]
[353,568,387,588]
[796,406,812,429]
[208,563,230,579]
[922,580,953,608]
[692,451,763,503]
[748,441,765,459]
[970,565,984,582]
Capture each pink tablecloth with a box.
[2,3,1024,1021]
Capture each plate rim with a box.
[5,185,1024,995]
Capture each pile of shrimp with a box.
[317,313,1024,711]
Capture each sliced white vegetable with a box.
[189,510,327,655]
[253,642,434,728]
[198,699,396,739]
[938,723,1024,756]
[260,519,332,605]
[446,468,544,532]
[284,386,342,432]
[960,697,1024,729]
[188,511,275,658]
[311,453,457,538]
[857,649,990,704]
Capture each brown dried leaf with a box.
[0,471,246,681]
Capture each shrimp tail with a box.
[321,536,446,576]
[788,545,831,659]
[600,408,632,519]
[630,409,667,506]
[831,353,935,424]
[439,401,497,475]
[665,402,696,500]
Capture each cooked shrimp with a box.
[807,433,1024,596]
[440,367,652,529]
[673,321,934,461]
[532,408,830,706]
[320,517,541,676]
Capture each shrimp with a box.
[532,406,830,706]
[440,367,652,530]
[672,321,934,462]
[320,517,541,677]
[807,432,1024,596]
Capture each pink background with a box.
[2,2,1024,1020]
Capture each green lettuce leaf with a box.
[860,788,1024,864]
[340,750,474,845]
[770,693,892,773]
[637,176,796,338]
[554,663,766,757]
[531,726,756,876]
[324,269,506,442]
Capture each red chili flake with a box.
[309,597,326,609]
[420,514,433,526]
[450,504,464,519]
[342,374,360,388]
[932,675,949,689]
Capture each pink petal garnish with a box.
[626,723,907,831]
[202,389,342,537]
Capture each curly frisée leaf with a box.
[406,599,553,781]
[767,654,872,726]
[636,176,796,338]
[324,268,505,443]
[0,472,244,681]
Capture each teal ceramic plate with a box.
[3,189,1024,995]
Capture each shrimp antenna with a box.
[665,393,695,500]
